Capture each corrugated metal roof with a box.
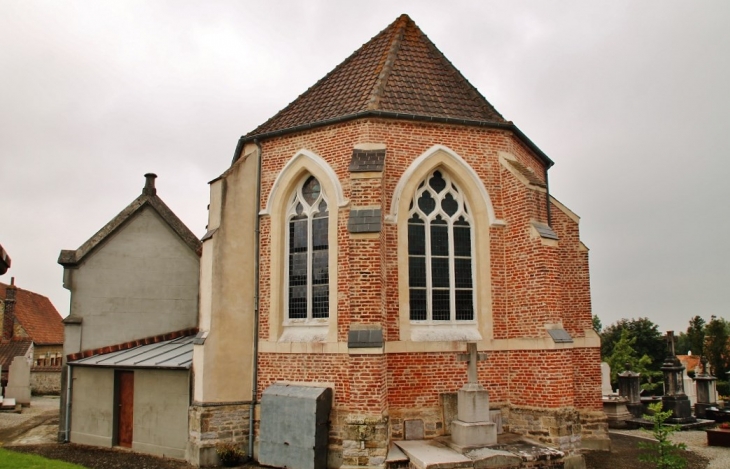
[69,335,194,370]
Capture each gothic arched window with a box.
[408,170,474,322]
[286,175,329,320]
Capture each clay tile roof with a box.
[1,283,63,345]
[0,337,32,371]
[245,14,507,139]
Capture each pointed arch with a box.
[387,144,502,226]
[262,149,347,216]
[264,149,340,344]
[393,145,494,342]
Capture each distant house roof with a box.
[0,337,32,372]
[69,335,194,370]
[58,174,202,267]
[239,14,552,167]
[0,283,63,345]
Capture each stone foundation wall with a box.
[501,405,583,455]
[390,406,444,440]
[188,403,250,467]
[30,368,61,395]
[578,410,610,451]
[334,411,389,468]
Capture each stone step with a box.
[394,440,472,469]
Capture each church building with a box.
[189,13,606,467]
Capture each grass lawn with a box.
[0,448,86,469]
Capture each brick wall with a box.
[248,116,603,462]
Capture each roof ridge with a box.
[367,15,408,111]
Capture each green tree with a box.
[675,331,689,356]
[601,318,665,369]
[605,329,658,389]
[686,315,705,357]
[705,315,729,378]
[638,402,687,469]
[592,314,602,333]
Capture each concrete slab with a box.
[394,440,472,469]
[386,443,409,466]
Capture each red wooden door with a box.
[117,371,134,448]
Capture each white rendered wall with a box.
[65,207,199,352]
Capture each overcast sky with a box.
[1,1,728,335]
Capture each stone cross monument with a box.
[448,342,497,450]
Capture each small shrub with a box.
[216,442,245,467]
[638,402,687,469]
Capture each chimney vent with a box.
[143,173,158,196]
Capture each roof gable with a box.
[1,284,63,345]
[58,174,202,267]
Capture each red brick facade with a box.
[250,117,604,460]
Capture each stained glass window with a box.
[287,175,329,320]
[408,170,474,321]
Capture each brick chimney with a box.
[2,277,16,342]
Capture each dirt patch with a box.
[584,432,709,469]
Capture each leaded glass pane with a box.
[431,257,449,288]
[408,218,425,255]
[289,286,307,319]
[429,171,446,193]
[417,191,436,215]
[453,225,471,257]
[302,176,321,205]
[312,251,328,285]
[409,256,426,287]
[432,290,450,321]
[289,252,307,286]
[290,219,308,252]
[312,217,328,250]
[455,290,473,320]
[454,258,472,288]
[430,220,448,256]
[312,285,329,318]
[442,192,458,216]
[409,289,427,320]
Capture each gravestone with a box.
[5,356,31,406]
[601,362,613,396]
[660,331,695,424]
[694,359,718,419]
[618,364,643,418]
[448,343,496,450]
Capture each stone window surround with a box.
[262,149,345,344]
[389,145,498,344]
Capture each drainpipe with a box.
[544,167,552,226]
[248,139,263,459]
[63,364,73,442]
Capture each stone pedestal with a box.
[457,383,490,422]
[5,356,31,406]
[662,395,695,424]
[449,384,496,450]
[603,397,632,428]
[695,371,717,419]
